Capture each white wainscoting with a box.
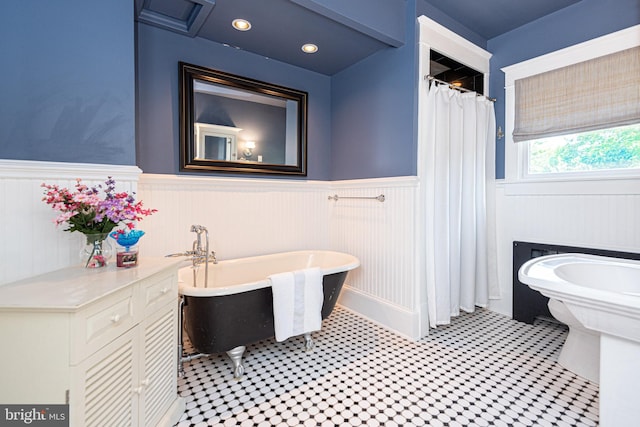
[1,161,422,339]
[0,160,141,285]
[490,180,640,317]
[10,160,636,340]
[136,174,331,260]
[329,177,422,340]
[138,174,422,339]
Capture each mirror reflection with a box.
[180,62,308,175]
[194,122,241,161]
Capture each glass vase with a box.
[81,233,114,268]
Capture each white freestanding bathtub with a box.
[178,250,360,377]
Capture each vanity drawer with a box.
[71,287,136,364]
[140,270,177,316]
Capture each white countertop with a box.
[0,257,188,312]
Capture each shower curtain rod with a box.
[424,75,496,102]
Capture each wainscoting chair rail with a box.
[328,194,386,202]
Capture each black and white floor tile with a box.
[175,307,599,426]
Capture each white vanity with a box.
[0,258,186,427]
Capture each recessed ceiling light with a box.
[301,43,318,54]
[232,19,251,31]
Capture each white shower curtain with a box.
[422,82,499,328]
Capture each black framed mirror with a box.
[179,62,308,175]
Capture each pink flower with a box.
[41,177,157,235]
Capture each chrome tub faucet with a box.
[166,225,216,286]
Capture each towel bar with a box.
[328,194,385,202]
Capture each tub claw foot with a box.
[303,333,314,352]
[226,346,246,379]
[234,364,245,378]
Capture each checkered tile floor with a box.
[175,307,599,426]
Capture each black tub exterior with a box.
[183,271,348,354]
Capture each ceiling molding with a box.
[289,0,405,47]
[134,0,215,37]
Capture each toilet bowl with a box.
[548,298,600,383]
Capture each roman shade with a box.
[513,46,640,142]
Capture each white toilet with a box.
[548,298,600,383]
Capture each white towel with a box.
[270,267,323,342]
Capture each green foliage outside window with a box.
[528,123,640,174]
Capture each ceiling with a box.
[423,0,582,40]
[135,0,582,76]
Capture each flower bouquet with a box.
[42,177,156,268]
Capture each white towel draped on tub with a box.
[269,267,324,342]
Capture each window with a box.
[526,123,640,176]
[503,25,640,186]
[513,45,639,178]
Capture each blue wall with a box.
[329,0,493,180]
[415,0,486,49]
[488,0,640,179]
[3,0,636,180]
[329,1,417,180]
[136,23,332,180]
[0,0,135,165]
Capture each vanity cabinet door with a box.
[0,259,184,427]
[139,300,179,427]
[71,327,139,427]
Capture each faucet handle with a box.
[190,224,207,233]
[165,252,185,258]
[165,250,197,258]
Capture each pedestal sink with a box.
[519,253,640,427]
